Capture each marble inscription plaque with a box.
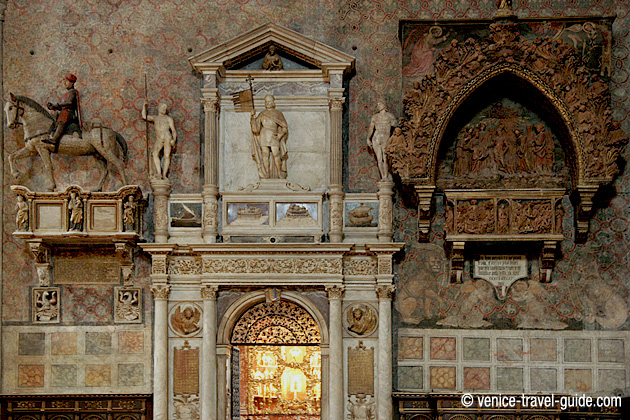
[348,342,374,395]
[173,346,199,395]
[474,255,527,299]
[54,249,119,284]
[90,204,118,231]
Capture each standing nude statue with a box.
[367,101,397,180]
[250,94,289,179]
[142,103,177,179]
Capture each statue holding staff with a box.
[142,102,177,180]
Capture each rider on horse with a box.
[43,73,82,153]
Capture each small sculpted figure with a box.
[68,191,83,231]
[262,45,283,70]
[346,305,377,335]
[16,195,29,231]
[171,305,201,336]
[367,101,397,180]
[44,73,81,153]
[250,94,289,179]
[123,195,137,231]
[143,102,177,179]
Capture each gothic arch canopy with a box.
[390,16,627,244]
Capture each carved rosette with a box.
[151,284,171,300]
[326,285,345,300]
[375,284,395,300]
[200,285,218,300]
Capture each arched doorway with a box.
[224,294,325,420]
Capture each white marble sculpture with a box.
[367,101,397,180]
[142,102,177,179]
[250,95,288,179]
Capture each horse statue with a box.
[5,93,128,191]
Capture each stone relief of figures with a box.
[445,197,558,236]
[389,19,627,182]
[15,195,29,231]
[440,100,568,189]
[114,287,142,323]
[170,303,202,336]
[262,45,283,70]
[347,394,375,420]
[250,94,289,179]
[345,304,377,336]
[33,288,60,323]
[367,102,397,180]
[142,102,177,180]
[68,191,84,232]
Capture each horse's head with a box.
[5,93,22,129]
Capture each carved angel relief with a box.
[170,303,202,337]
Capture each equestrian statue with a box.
[6,74,128,191]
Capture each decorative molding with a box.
[170,258,202,275]
[344,258,377,276]
[202,257,342,274]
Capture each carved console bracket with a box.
[414,185,436,242]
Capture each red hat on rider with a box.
[64,74,77,84]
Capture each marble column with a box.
[150,178,171,243]
[328,95,345,243]
[326,285,344,420]
[151,284,171,420]
[200,285,218,420]
[377,180,394,243]
[376,285,395,420]
[202,96,220,243]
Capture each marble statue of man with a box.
[142,102,177,179]
[250,94,289,179]
[367,101,397,180]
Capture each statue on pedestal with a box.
[142,103,177,180]
[250,94,289,179]
[367,101,397,180]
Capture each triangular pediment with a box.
[189,23,355,77]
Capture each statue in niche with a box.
[262,45,283,70]
[123,195,137,231]
[68,191,83,232]
[142,102,177,180]
[250,94,289,179]
[15,195,29,231]
[497,200,510,234]
[367,101,397,180]
[171,304,201,336]
[346,304,377,336]
[555,199,564,234]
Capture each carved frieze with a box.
[169,258,202,275]
[344,258,377,276]
[202,257,342,275]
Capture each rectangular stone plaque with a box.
[348,343,374,395]
[54,249,119,284]
[474,255,527,299]
[36,203,63,230]
[174,346,199,395]
[90,203,118,231]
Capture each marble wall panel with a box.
[564,339,591,363]
[398,336,423,360]
[119,331,145,354]
[530,368,557,392]
[430,366,456,390]
[598,369,626,391]
[51,364,78,387]
[51,332,78,355]
[464,367,490,390]
[430,337,456,360]
[85,332,112,355]
[398,366,423,390]
[118,363,144,387]
[18,333,45,356]
[496,367,523,391]
[564,369,592,392]
[463,338,490,361]
[530,338,557,362]
[85,364,111,387]
[18,364,44,388]
[497,338,523,362]
[598,339,625,362]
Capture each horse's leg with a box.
[92,130,128,186]
[94,155,108,192]
[34,143,57,191]
[8,145,38,178]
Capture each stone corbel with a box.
[450,241,465,283]
[415,185,436,242]
[29,241,52,286]
[574,185,599,242]
[115,242,135,286]
[540,240,557,283]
